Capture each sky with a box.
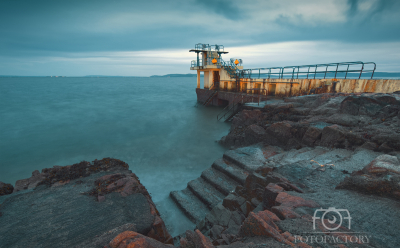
[0,0,399,76]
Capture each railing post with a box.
[314,65,318,79]
[359,63,364,79]
[334,64,339,78]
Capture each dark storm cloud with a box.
[1,0,400,75]
[194,0,241,20]
[1,0,400,57]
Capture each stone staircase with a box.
[170,146,279,224]
[170,145,384,225]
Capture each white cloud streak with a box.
[1,41,399,76]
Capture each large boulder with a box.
[265,122,293,146]
[0,158,173,247]
[340,96,383,116]
[336,154,400,200]
[243,124,266,145]
[301,127,322,147]
[320,125,346,148]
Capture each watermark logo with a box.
[312,207,352,231]
[293,207,371,245]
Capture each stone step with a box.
[201,167,240,196]
[222,146,268,171]
[187,178,225,210]
[212,158,248,185]
[170,188,210,224]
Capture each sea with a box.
[0,76,230,236]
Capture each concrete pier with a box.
[189,43,400,107]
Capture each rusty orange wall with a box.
[236,78,400,97]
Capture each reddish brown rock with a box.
[180,229,214,248]
[265,183,284,193]
[337,154,400,200]
[107,231,171,248]
[147,216,173,244]
[256,210,281,230]
[276,192,320,209]
[239,212,294,246]
[271,206,301,220]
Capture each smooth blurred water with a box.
[0,77,230,235]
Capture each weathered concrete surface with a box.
[0,159,172,248]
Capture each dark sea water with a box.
[0,77,230,236]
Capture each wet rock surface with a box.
[169,143,400,248]
[220,93,400,152]
[0,158,172,248]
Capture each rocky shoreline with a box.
[1,92,400,247]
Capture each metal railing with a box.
[193,43,225,52]
[240,62,376,80]
[191,59,203,67]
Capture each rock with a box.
[180,229,214,248]
[243,173,270,201]
[262,184,281,209]
[265,122,293,146]
[13,158,129,193]
[360,141,378,150]
[222,193,246,211]
[205,203,232,227]
[363,154,400,174]
[275,192,319,209]
[337,154,400,200]
[147,215,173,244]
[239,212,293,246]
[0,182,14,196]
[0,159,173,247]
[106,231,171,248]
[14,170,45,192]
[340,96,382,116]
[301,127,322,147]
[271,206,301,220]
[210,225,224,240]
[320,125,346,148]
[378,142,394,153]
[244,124,266,145]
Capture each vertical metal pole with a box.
[345,64,349,79]
[197,52,199,67]
[324,65,328,79]
[314,65,318,79]
[307,67,310,79]
[334,64,339,78]
[259,69,260,79]
[292,67,295,79]
[359,63,364,79]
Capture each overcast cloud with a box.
[1,0,399,76]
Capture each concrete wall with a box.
[195,67,400,103]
